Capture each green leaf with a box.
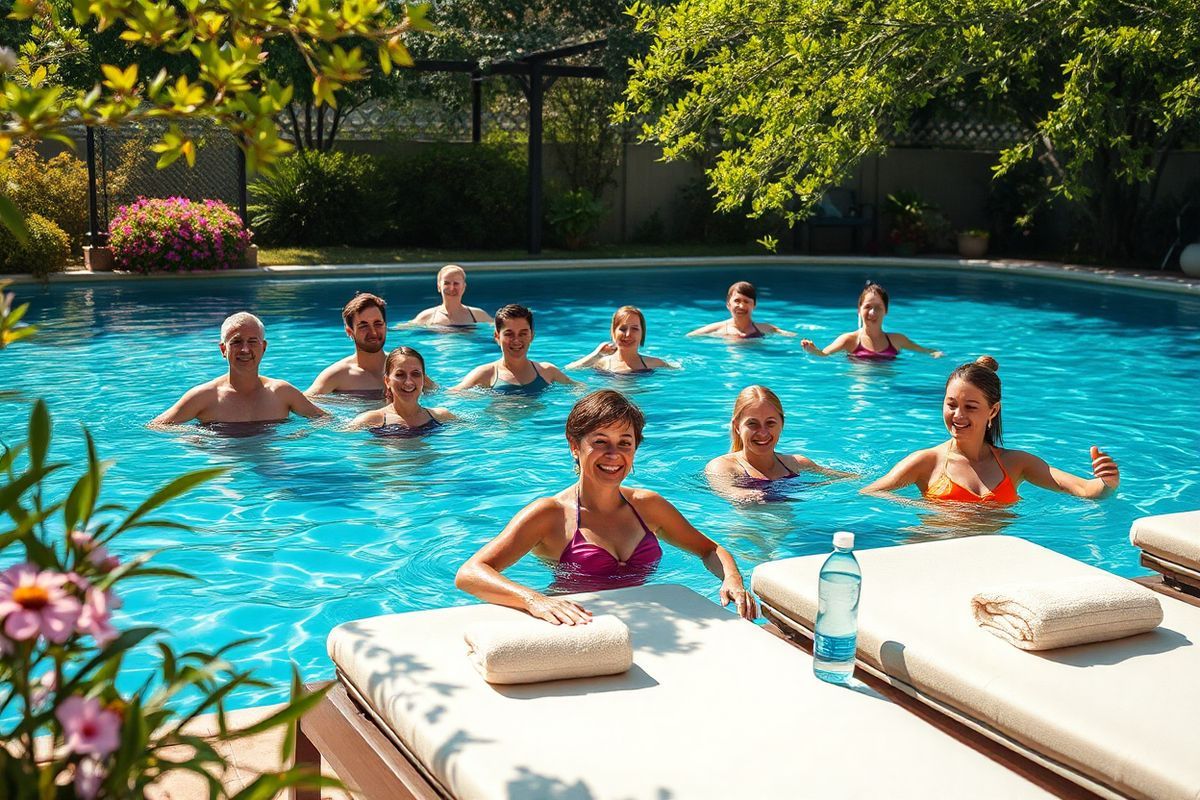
[28,399,50,469]
[59,627,160,694]
[114,467,226,534]
[0,195,29,245]
[223,681,331,740]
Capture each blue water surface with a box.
[2,264,1198,707]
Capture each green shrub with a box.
[377,143,526,248]
[0,147,89,254]
[249,151,381,246]
[547,188,607,249]
[0,213,70,278]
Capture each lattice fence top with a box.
[893,117,1028,150]
[328,98,529,141]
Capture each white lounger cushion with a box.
[1130,511,1200,570]
[752,536,1200,800]
[329,584,1051,800]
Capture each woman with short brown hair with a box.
[456,390,757,624]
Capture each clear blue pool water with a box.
[2,264,1198,707]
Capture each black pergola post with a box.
[85,126,106,246]
[471,71,483,144]
[527,61,544,255]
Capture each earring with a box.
[573,457,580,475]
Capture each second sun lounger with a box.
[751,535,1200,800]
[1130,510,1200,595]
[304,583,1060,799]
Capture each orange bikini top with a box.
[924,447,1020,504]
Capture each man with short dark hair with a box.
[306,293,390,397]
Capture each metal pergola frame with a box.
[84,39,610,256]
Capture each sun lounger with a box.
[751,535,1200,800]
[299,583,1059,799]
[1130,511,1200,595]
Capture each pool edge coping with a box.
[6,255,1200,296]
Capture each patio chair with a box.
[1130,511,1200,596]
[795,188,876,254]
[751,535,1200,800]
[295,583,1064,799]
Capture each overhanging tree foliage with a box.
[619,0,1200,259]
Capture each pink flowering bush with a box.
[0,401,337,798]
[108,197,252,274]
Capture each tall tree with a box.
[620,0,1200,259]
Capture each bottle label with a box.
[814,632,857,662]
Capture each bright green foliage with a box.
[0,0,426,174]
[0,279,37,346]
[621,0,1200,258]
[0,402,340,798]
[0,146,89,252]
[0,211,69,276]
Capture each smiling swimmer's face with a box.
[727,292,756,318]
[572,420,638,485]
[495,318,533,358]
[220,322,266,371]
[385,355,425,402]
[735,399,784,454]
[438,269,466,299]
[943,377,999,443]
[347,305,387,354]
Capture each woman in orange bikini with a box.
[862,356,1121,504]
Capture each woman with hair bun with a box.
[456,390,757,624]
[567,306,676,375]
[863,356,1120,503]
[706,386,852,500]
[348,346,455,436]
[802,281,942,360]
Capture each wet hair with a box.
[566,390,645,448]
[611,306,647,345]
[382,346,426,402]
[946,355,1002,445]
[220,312,264,342]
[729,385,785,452]
[495,304,534,333]
[858,281,889,311]
[436,264,466,287]
[342,293,387,328]
[726,281,757,303]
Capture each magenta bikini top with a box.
[553,488,663,592]
[851,333,898,360]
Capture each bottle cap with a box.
[833,531,855,550]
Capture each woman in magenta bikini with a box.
[456,390,757,625]
[801,281,943,360]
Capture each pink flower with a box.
[74,757,105,799]
[0,564,82,643]
[76,587,119,646]
[70,531,120,572]
[57,696,121,758]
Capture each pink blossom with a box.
[76,588,119,646]
[57,696,121,758]
[74,757,105,799]
[70,531,120,572]
[0,564,82,643]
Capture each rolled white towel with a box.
[464,614,633,684]
[971,575,1163,651]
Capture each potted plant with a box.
[884,190,933,256]
[957,229,990,258]
[547,189,608,250]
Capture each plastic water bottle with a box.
[813,531,861,684]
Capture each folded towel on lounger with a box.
[971,575,1163,651]
[464,614,633,684]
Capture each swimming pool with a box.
[2,264,1198,706]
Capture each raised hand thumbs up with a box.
[1090,446,1120,489]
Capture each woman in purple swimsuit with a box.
[687,281,796,340]
[801,281,943,360]
[456,390,757,625]
[706,385,853,501]
[347,346,455,436]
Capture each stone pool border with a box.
[7,255,1200,296]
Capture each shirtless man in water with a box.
[306,293,389,397]
[151,312,326,425]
